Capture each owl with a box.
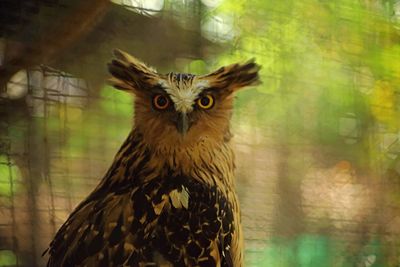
[45,49,260,266]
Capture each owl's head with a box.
[108,50,260,149]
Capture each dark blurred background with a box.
[0,0,400,266]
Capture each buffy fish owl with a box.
[45,49,260,266]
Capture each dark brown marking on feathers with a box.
[204,59,261,94]
[187,241,203,258]
[204,66,225,77]
[99,250,109,267]
[109,215,124,246]
[199,257,217,266]
[113,242,126,265]
[87,229,103,256]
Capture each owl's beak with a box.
[176,112,189,135]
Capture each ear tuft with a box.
[107,49,159,93]
[202,59,261,92]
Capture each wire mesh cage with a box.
[0,0,400,266]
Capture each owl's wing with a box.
[45,175,236,267]
[45,188,161,267]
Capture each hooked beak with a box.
[176,112,189,135]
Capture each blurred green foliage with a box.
[197,0,400,173]
[0,155,20,200]
[0,250,16,267]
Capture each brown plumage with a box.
[44,49,260,266]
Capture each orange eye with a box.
[197,95,214,109]
[153,95,170,110]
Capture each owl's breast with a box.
[135,174,237,266]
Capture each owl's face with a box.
[108,50,260,148]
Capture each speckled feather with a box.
[45,50,260,267]
[46,132,237,267]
